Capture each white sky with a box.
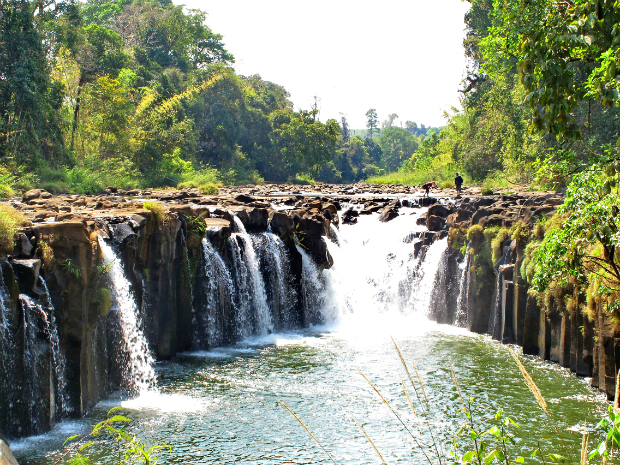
[179,0,471,129]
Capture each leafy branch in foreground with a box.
[56,407,170,465]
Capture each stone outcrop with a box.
[1,188,345,440]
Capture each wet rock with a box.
[110,223,136,245]
[10,258,41,293]
[13,233,33,258]
[426,215,446,231]
[235,194,255,204]
[427,204,453,218]
[342,208,359,225]
[270,211,294,238]
[379,206,399,223]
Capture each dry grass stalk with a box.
[411,357,431,412]
[450,361,466,409]
[400,374,416,417]
[391,338,443,465]
[354,418,387,465]
[508,347,574,464]
[614,369,620,413]
[392,337,422,402]
[280,402,337,465]
[580,422,589,465]
[357,367,435,465]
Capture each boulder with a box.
[22,189,43,202]
[13,233,33,258]
[270,211,294,238]
[427,215,446,231]
[379,206,399,223]
[10,259,41,293]
[479,214,504,228]
[427,204,453,218]
[110,223,136,245]
[235,194,255,204]
[342,208,359,225]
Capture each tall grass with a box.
[0,204,24,255]
[283,340,606,465]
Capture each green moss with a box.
[97,288,112,317]
[491,227,511,263]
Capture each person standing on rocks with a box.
[454,173,464,195]
[422,181,436,197]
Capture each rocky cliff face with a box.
[425,192,616,400]
[1,188,339,440]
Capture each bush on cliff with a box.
[0,204,23,255]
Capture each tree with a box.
[378,126,419,172]
[270,109,340,179]
[339,114,350,143]
[381,113,398,129]
[365,108,378,138]
[0,0,67,167]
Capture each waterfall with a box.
[487,272,503,339]
[99,239,157,394]
[38,278,70,416]
[328,223,343,246]
[193,238,235,348]
[323,209,446,325]
[258,233,297,330]
[296,243,326,325]
[454,245,471,327]
[0,267,19,435]
[228,214,274,336]
[409,238,449,313]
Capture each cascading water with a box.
[296,243,327,325]
[324,207,447,330]
[256,232,297,330]
[99,239,157,394]
[0,267,19,435]
[454,244,471,327]
[193,238,235,348]
[228,214,273,336]
[38,278,69,416]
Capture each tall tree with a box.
[365,108,378,138]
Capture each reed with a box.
[508,347,574,464]
[357,366,436,465]
[354,418,387,465]
[280,401,337,465]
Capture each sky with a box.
[179,0,471,129]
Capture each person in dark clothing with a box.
[422,181,436,197]
[454,173,464,195]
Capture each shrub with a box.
[0,167,15,199]
[291,173,317,185]
[491,227,511,263]
[199,182,219,195]
[0,204,24,255]
[481,186,494,195]
[143,200,166,222]
[177,167,221,190]
[439,180,453,189]
[466,224,484,243]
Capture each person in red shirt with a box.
[422,181,436,197]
